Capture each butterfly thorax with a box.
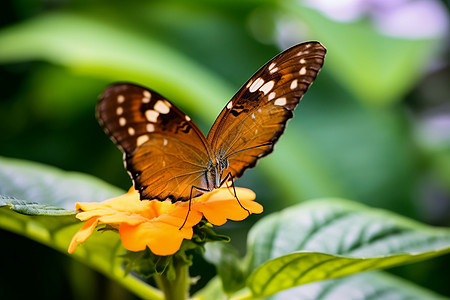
[205,157,229,191]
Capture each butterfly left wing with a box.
[207,41,326,179]
[98,83,213,202]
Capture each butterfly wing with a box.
[207,41,326,179]
[98,83,213,202]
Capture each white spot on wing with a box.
[299,67,307,75]
[249,78,265,93]
[251,113,255,119]
[246,80,253,88]
[269,67,278,74]
[146,123,155,132]
[290,79,298,90]
[128,127,135,136]
[154,100,170,114]
[268,92,276,101]
[299,58,306,64]
[117,95,125,104]
[116,107,123,115]
[142,90,151,103]
[227,101,233,109]
[119,117,126,126]
[163,138,168,146]
[274,97,287,106]
[145,110,159,122]
[259,81,274,95]
[185,115,191,122]
[268,62,276,70]
[137,135,149,146]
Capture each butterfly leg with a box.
[221,172,250,216]
[179,185,211,230]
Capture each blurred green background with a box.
[0,0,449,299]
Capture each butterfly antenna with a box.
[223,142,272,160]
[222,172,250,216]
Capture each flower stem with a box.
[154,256,190,300]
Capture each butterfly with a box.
[98,41,326,205]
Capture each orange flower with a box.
[68,187,263,256]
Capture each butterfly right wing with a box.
[207,42,326,179]
[97,83,212,202]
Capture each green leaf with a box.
[246,199,450,298]
[204,242,247,295]
[268,271,447,300]
[0,196,76,216]
[0,156,163,300]
[0,156,123,209]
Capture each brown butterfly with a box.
[98,41,326,205]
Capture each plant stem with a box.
[154,256,190,300]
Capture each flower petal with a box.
[158,205,203,228]
[120,222,193,256]
[192,187,263,226]
[68,217,98,254]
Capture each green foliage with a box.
[123,249,175,280]
[244,199,450,298]
[204,242,247,295]
[0,157,163,300]
[1,157,448,299]
[0,12,232,118]
[268,271,446,300]
[0,196,76,216]
[0,156,123,209]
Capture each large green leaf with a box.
[0,156,162,300]
[268,271,446,300]
[0,196,76,216]
[246,199,450,298]
[0,156,123,209]
[197,271,447,300]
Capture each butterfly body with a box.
[98,41,326,203]
[205,157,228,191]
